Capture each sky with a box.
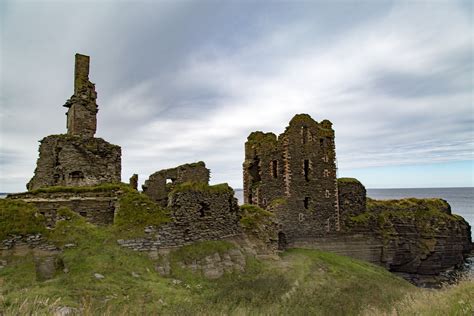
[0,0,473,192]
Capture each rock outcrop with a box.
[337,180,472,276]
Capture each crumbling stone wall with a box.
[337,178,367,229]
[142,162,210,206]
[27,135,121,190]
[119,184,242,250]
[7,190,119,226]
[27,53,121,191]
[243,114,340,243]
[64,54,98,138]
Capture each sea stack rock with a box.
[27,54,121,190]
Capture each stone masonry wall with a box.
[27,135,121,191]
[119,186,241,250]
[64,53,98,138]
[142,162,210,207]
[243,114,340,243]
[337,178,367,230]
[7,190,119,226]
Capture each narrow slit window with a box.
[272,160,278,178]
[325,189,330,198]
[304,159,310,181]
[304,197,310,209]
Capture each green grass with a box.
[240,204,274,230]
[1,188,472,315]
[1,227,473,315]
[364,279,474,315]
[113,190,170,238]
[169,240,236,264]
[337,177,362,184]
[0,199,46,240]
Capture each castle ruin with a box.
[142,161,210,207]
[243,114,340,244]
[27,54,121,191]
[4,53,472,281]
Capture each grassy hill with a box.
[1,193,473,315]
[1,221,473,315]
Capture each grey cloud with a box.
[1,0,473,192]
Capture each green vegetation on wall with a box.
[114,190,170,237]
[0,199,46,240]
[240,204,274,230]
[170,182,233,194]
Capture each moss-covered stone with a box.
[337,177,362,184]
[240,204,274,230]
[170,182,233,195]
[0,199,46,240]
[114,190,170,237]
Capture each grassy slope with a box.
[1,225,473,315]
[0,215,420,316]
[1,193,473,315]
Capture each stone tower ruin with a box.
[243,114,340,244]
[63,54,98,138]
[27,54,121,190]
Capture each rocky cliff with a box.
[337,178,472,277]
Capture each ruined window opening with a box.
[303,159,310,181]
[302,126,308,144]
[263,198,267,207]
[79,211,87,217]
[323,169,329,178]
[166,178,173,184]
[272,160,278,178]
[199,202,210,218]
[323,155,329,163]
[325,189,330,198]
[69,171,84,179]
[278,232,287,250]
[304,197,310,209]
[248,158,261,182]
[248,193,253,204]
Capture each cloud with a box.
[1,0,472,191]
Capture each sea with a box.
[233,187,474,228]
